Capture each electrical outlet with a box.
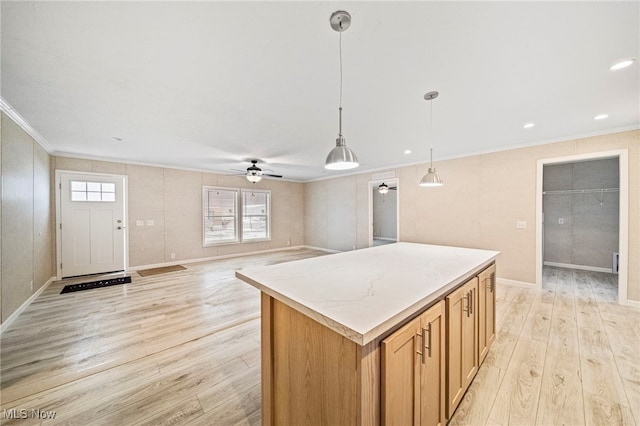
[558,218,565,225]
[287,240,291,246]
[170,253,176,259]
[30,281,33,291]
[136,220,144,226]
[516,221,527,229]
[146,220,154,226]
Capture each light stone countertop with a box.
[236,242,499,345]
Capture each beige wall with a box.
[1,113,55,323]
[53,157,305,268]
[304,130,639,302]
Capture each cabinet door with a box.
[382,316,421,426]
[446,277,479,418]
[478,263,496,363]
[419,301,446,426]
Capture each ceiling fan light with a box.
[378,183,389,194]
[325,138,359,170]
[246,173,262,183]
[419,167,443,187]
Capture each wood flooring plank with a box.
[488,336,546,425]
[448,363,503,426]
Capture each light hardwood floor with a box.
[1,252,638,425]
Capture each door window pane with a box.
[71,181,117,202]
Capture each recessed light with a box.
[610,59,635,71]
[594,114,608,120]
[404,149,412,154]
[523,123,535,129]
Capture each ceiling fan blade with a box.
[264,173,283,178]
[230,168,248,173]
[390,187,397,190]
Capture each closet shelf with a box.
[542,188,619,195]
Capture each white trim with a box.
[536,149,629,305]
[0,98,54,153]
[0,276,55,334]
[496,277,535,288]
[368,178,400,248]
[301,245,342,254]
[543,261,613,274]
[622,299,640,308]
[128,245,315,271]
[55,170,129,279]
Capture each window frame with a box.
[241,188,271,242]
[202,186,272,247]
[202,186,240,246]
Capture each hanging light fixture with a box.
[246,162,263,183]
[325,10,359,171]
[378,183,389,194]
[419,91,443,187]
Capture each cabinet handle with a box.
[416,329,425,364]
[425,323,432,358]
[490,272,495,292]
[470,290,474,315]
[465,292,470,317]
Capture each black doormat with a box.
[60,276,132,294]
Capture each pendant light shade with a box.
[326,135,358,170]
[325,11,359,171]
[419,91,443,187]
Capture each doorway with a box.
[56,170,128,278]
[369,179,399,247]
[535,150,629,304]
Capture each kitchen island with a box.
[236,242,499,425]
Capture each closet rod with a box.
[542,188,619,195]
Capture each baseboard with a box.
[621,298,640,308]
[543,261,613,274]
[301,245,342,254]
[373,237,397,242]
[1,276,56,334]
[496,277,535,288]
[128,245,307,272]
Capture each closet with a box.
[542,158,620,280]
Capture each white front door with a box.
[58,172,126,278]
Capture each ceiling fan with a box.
[232,160,283,183]
[377,183,397,194]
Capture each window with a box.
[71,181,116,202]
[202,186,271,246]
[242,189,270,241]
[203,187,239,245]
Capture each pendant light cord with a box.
[429,98,433,167]
[338,28,343,136]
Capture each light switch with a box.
[136,220,144,226]
[516,221,527,229]
[558,218,565,225]
[146,220,154,226]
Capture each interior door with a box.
[59,172,126,278]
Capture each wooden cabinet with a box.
[381,300,446,426]
[446,277,478,418]
[478,263,496,363]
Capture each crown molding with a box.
[0,97,54,154]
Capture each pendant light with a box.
[419,91,443,187]
[325,11,359,171]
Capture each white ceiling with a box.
[2,1,638,182]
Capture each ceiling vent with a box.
[372,171,395,180]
